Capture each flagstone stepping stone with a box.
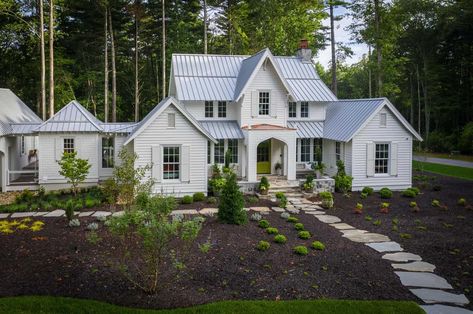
[0,213,9,219]
[330,223,355,230]
[11,212,35,218]
[391,261,436,272]
[410,288,469,305]
[34,212,48,216]
[92,211,112,217]
[301,199,313,204]
[78,211,94,217]
[312,205,323,210]
[382,252,422,262]
[112,211,125,217]
[271,207,285,212]
[200,208,218,215]
[286,208,300,214]
[305,210,326,215]
[340,229,368,236]
[366,241,403,252]
[250,207,271,212]
[344,232,390,243]
[395,272,453,289]
[421,304,473,314]
[314,215,341,224]
[44,209,65,217]
[171,209,198,215]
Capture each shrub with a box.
[68,219,80,227]
[287,216,299,223]
[258,219,270,228]
[259,176,270,194]
[250,213,262,221]
[218,172,247,225]
[409,187,420,195]
[458,198,467,206]
[303,174,315,192]
[266,227,278,235]
[319,191,334,209]
[65,199,75,221]
[57,152,92,196]
[431,199,441,207]
[209,177,226,196]
[294,223,304,231]
[354,203,363,214]
[379,202,390,213]
[181,195,194,204]
[373,219,382,226]
[409,201,417,208]
[294,245,309,255]
[41,201,54,211]
[298,230,311,239]
[311,241,325,251]
[257,240,270,251]
[360,192,368,199]
[246,195,259,204]
[402,189,417,198]
[207,196,217,204]
[334,161,352,194]
[87,222,99,231]
[15,189,35,204]
[362,187,374,195]
[379,187,393,199]
[275,192,287,209]
[193,192,206,202]
[274,234,287,244]
[84,198,97,208]
[280,212,290,219]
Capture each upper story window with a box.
[380,113,387,127]
[163,146,180,180]
[335,142,341,161]
[214,139,225,164]
[168,113,175,128]
[102,137,114,168]
[259,91,270,116]
[301,102,309,118]
[288,102,296,118]
[64,138,75,154]
[205,101,214,118]
[375,143,389,174]
[218,101,227,118]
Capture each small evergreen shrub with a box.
[258,219,270,228]
[266,227,278,235]
[294,245,309,255]
[15,189,35,204]
[258,176,270,194]
[280,212,290,219]
[362,187,374,195]
[431,199,441,207]
[360,192,368,199]
[257,240,270,251]
[65,199,75,221]
[207,196,217,204]
[458,198,467,206]
[182,195,194,204]
[294,223,304,231]
[274,234,287,244]
[402,189,417,198]
[409,201,417,208]
[311,241,325,251]
[379,187,393,199]
[379,202,390,214]
[250,213,263,221]
[287,216,299,223]
[218,172,247,225]
[246,195,259,204]
[275,192,288,209]
[298,230,311,239]
[193,192,206,202]
[319,191,334,209]
[354,203,363,214]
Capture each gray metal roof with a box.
[9,123,42,135]
[0,89,42,136]
[102,123,137,134]
[171,51,337,102]
[199,120,245,139]
[287,120,324,138]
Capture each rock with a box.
[366,241,403,252]
[340,229,368,236]
[112,211,125,217]
[92,211,112,217]
[243,208,250,211]
[10,212,35,218]
[43,209,65,217]
[34,212,48,216]
[271,207,285,212]
[0,213,9,218]
[421,305,473,314]
[305,210,326,215]
[395,271,453,289]
[330,223,355,230]
[286,208,300,214]
[391,261,436,273]
[78,211,94,217]
[171,209,198,215]
[382,252,422,262]
[200,208,218,216]
[249,207,271,212]
[344,232,390,243]
[314,215,341,224]
[312,205,324,210]
[410,288,469,305]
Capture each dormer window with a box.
[301,102,309,118]
[259,92,270,116]
[218,101,227,118]
[205,101,214,118]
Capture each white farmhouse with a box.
[0,42,421,194]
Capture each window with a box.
[214,139,224,164]
[258,91,270,115]
[380,113,387,127]
[301,102,309,118]
[227,139,238,163]
[296,140,299,162]
[20,136,25,155]
[288,102,296,118]
[205,101,214,118]
[163,146,180,180]
[207,141,211,164]
[218,101,227,118]
[375,143,390,174]
[335,142,341,161]
[102,137,114,168]
[64,138,75,153]
[301,138,311,162]
[313,138,322,162]
[168,113,175,128]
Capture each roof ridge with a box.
[71,100,103,130]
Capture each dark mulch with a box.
[330,171,473,309]
[0,209,415,309]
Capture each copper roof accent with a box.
[241,124,296,131]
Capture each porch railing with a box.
[7,169,39,186]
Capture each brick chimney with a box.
[296,39,312,63]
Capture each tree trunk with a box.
[374,0,382,97]
[416,63,421,136]
[203,0,208,54]
[368,45,372,98]
[104,6,109,122]
[409,71,414,125]
[108,8,117,122]
[134,0,140,122]
[39,0,46,120]
[162,0,166,99]
[329,3,337,96]
[48,0,54,118]
[423,58,430,142]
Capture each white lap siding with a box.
[133,105,208,196]
[351,108,412,191]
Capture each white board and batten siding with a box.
[132,105,208,196]
[351,108,412,191]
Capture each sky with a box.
[315,5,368,69]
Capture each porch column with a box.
[287,136,296,181]
[247,136,257,182]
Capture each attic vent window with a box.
[380,113,387,127]
[168,113,175,128]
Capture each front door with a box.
[257,140,271,174]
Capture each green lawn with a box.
[414,152,473,162]
[413,160,473,181]
[0,296,424,314]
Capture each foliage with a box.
[373,219,382,226]
[86,231,102,245]
[68,219,80,227]
[457,198,466,207]
[217,171,246,225]
[0,219,44,234]
[209,165,226,196]
[293,245,309,255]
[431,199,441,207]
[401,189,416,198]
[256,240,270,251]
[245,195,259,205]
[250,213,262,222]
[258,176,270,193]
[379,202,390,214]
[193,192,206,202]
[319,191,334,209]
[266,227,278,235]
[258,220,270,228]
[57,152,91,196]
[354,203,363,214]
[275,192,287,209]
[224,149,231,169]
[379,188,393,199]
[287,217,299,223]
[207,197,217,205]
[409,201,417,208]
[294,223,304,231]
[298,231,311,240]
[273,234,287,244]
[303,174,315,191]
[311,241,325,251]
[362,187,374,196]
[65,199,75,221]
[181,195,193,204]
[86,223,99,231]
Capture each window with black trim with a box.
[163,146,180,180]
[20,136,25,155]
[375,143,389,174]
[102,137,114,168]
[207,141,211,164]
[301,138,311,162]
[214,139,224,164]
[218,101,227,118]
[313,138,322,162]
[64,138,75,153]
[205,101,214,118]
[259,92,270,115]
[335,142,341,161]
[288,102,296,118]
[301,102,309,118]
[227,139,238,163]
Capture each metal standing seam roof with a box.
[0,89,42,136]
[199,120,245,139]
[101,123,138,133]
[9,122,42,135]
[233,49,268,100]
[287,120,324,138]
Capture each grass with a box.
[0,296,424,314]
[413,160,473,181]
[414,152,473,162]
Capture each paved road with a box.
[413,155,473,168]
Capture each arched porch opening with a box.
[256,137,288,178]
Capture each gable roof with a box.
[124,96,217,145]
[170,49,337,102]
[324,98,422,142]
[0,89,42,136]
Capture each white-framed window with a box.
[207,141,211,164]
[205,101,214,118]
[227,139,238,163]
[163,146,180,180]
[167,113,175,128]
[301,101,309,118]
[288,102,296,118]
[218,101,227,118]
[214,139,225,164]
[313,138,322,162]
[301,138,311,162]
[380,113,387,127]
[20,135,25,156]
[101,137,114,168]
[258,91,270,115]
[64,138,75,153]
[375,143,390,174]
[335,142,341,161]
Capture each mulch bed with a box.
[0,208,415,309]
[330,171,473,309]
